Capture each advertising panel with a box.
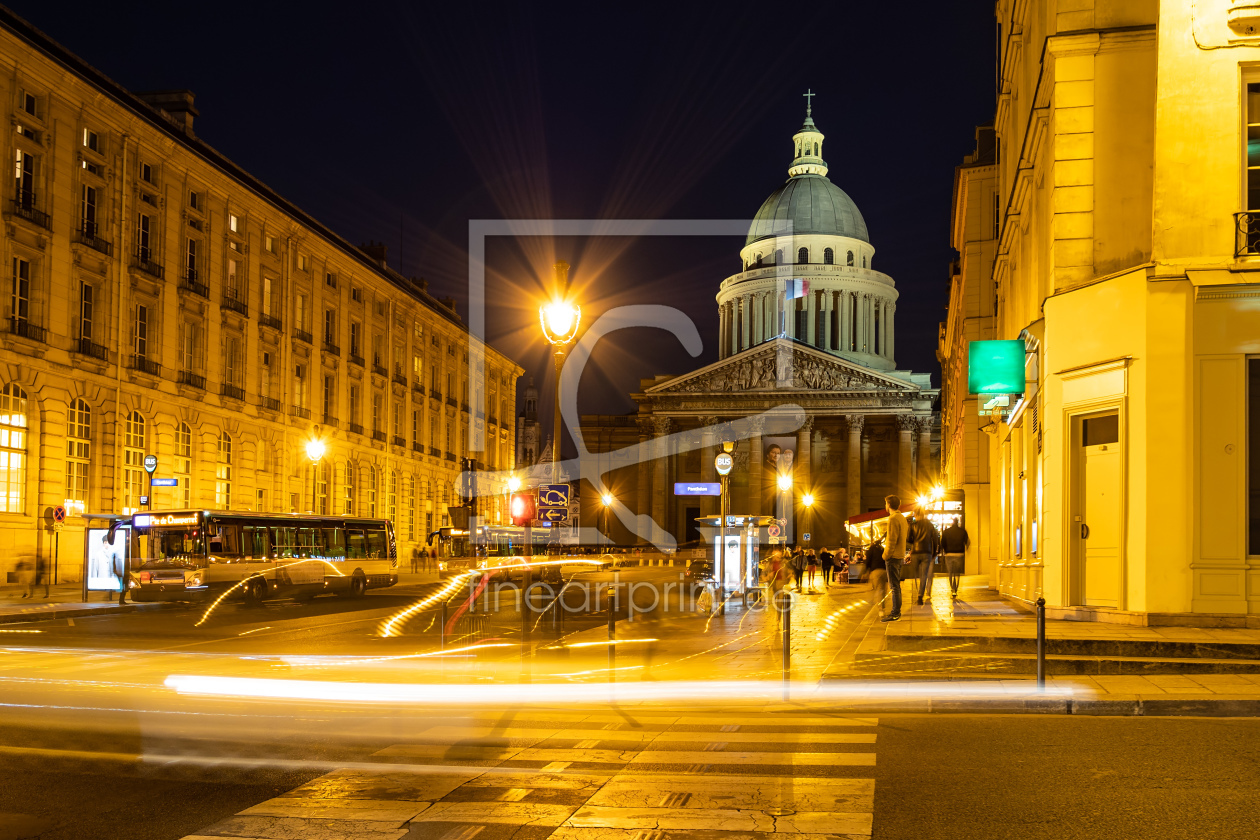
[85,527,126,592]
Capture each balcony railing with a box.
[348,353,364,367]
[220,383,246,401]
[181,274,209,298]
[392,435,406,448]
[430,390,443,402]
[461,402,471,413]
[323,341,341,357]
[444,451,457,462]
[74,337,108,361]
[1237,211,1260,257]
[412,442,424,453]
[222,295,248,316]
[323,414,339,428]
[373,363,389,378]
[261,396,281,412]
[290,406,311,420]
[487,415,498,426]
[7,317,45,343]
[392,372,407,387]
[132,248,163,279]
[177,370,206,390]
[372,430,387,443]
[429,446,441,457]
[294,329,313,344]
[9,196,49,229]
[259,314,283,331]
[348,422,364,436]
[130,355,161,377]
[412,380,425,395]
[73,224,112,256]
[447,397,457,408]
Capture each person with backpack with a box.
[908,509,942,605]
[941,517,971,597]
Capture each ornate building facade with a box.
[0,10,521,580]
[581,105,939,549]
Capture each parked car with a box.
[685,558,715,581]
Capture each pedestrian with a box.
[113,543,129,605]
[410,546,420,574]
[790,549,805,591]
[866,539,888,617]
[819,546,834,586]
[805,549,818,588]
[880,494,910,622]
[941,516,970,597]
[762,550,788,625]
[908,509,941,606]
[33,553,49,598]
[17,554,34,598]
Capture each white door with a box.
[1081,414,1121,607]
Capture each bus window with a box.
[242,525,270,561]
[366,527,386,559]
[297,528,317,558]
[321,528,346,560]
[346,530,367,559]
[271,527,297,559]
[207,524,241,561]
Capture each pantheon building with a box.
[580,105,939,549]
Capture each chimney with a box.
[438,297,459,316]
[360,241,388,267]
[137,90,198,135]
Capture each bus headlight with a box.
[187,572,204,588]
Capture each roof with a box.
[746,174,869,246]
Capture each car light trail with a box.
[195,559,348,627]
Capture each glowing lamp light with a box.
[539,299,581,345]
[932,484,945,500]
[916,494,930,508]
[305,439,326,462]
[802,493,815,508]
[507,475,522,493]
[777,473,793,492]
[601,493,614,507]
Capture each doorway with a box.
[1072,412,1121,607]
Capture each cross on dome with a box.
[804,88,815,117]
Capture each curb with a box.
[0,604,142,624]
[806,695,1260,717]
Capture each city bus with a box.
[121,510,398,604]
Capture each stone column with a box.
[796,416,813,494]
[636,418,651,543]
[742,296,752,351]
[819,292,832,351]
[846,415,864,520]
[748,416,764,517]
[805,290,817,346]
[916,415,933,490]
[651,416,672,545]
[700,416,718,518]
[886,302,895,362]
[897,414,916,504]
[838,292,849,351]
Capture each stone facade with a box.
[0,13,520,580]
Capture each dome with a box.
[745,174,869,246]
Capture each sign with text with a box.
[674,483,721,496]
[150,478,179,487]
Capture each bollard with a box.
[439,599,447,650]
[1036,596,1046,688]
[522,569,533,640]
[553,584,564,633]
[781,590,791,701]
[607,586,617,682]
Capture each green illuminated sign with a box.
[968,340,1025,396]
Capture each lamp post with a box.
[601,492,614,544]
[305,437,326,514]
[539,262,580,485]
[715,442,734,613]
[801,492,814,548]
[777,471,792,546]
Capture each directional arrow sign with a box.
[538,507,569,523]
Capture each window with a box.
[294,364,307,409]
[797,247,808,264]
[11,257,30,326]
[262,276,274,317]
[82,128,99,152]
[847,250,854,266]
[227,258,240,300]
[323,375,334,418]
[123,411,145,513]
[412,353,422,379]
[14,149,37,207]
[261,352,273,400]
[349,385,359,424]
[189,191,201,212]
[412,409,420,444]
[393,402,402,437]
[372,392,382,433]
[351,287,361,303]
[215,432,232,507]
[133,304,149,361]
[80,185,98,237]
[367,465,377,517]
[406,477,415,542]
[297,253,308,271]
[22,91,37,117]
[324,309,336,344]
[314,461,328,514]
[175,422,192,508]
[228,213,240,233]
[296,293,307,332]
[140,162,152,183]
[65,398,90,514]
[344,466,355,515]
[79,281,93,342]
[137,213,152,259]
[185,238,199,279]
[224,335,242,388]
[388,470,398,528]
[0,384,28,512]
[325,272,337,289]
[823,247,834,265]
[257,488,266,512]
[265,235,275,253]
[350,322,361,357]
[180,322,202,373]
[863,255,867,268]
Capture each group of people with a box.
[865,493,971,622]
[780,546,851,591]
[409,546,439,573]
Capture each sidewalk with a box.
[0,580,146,624]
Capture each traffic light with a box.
[510,493,535,526]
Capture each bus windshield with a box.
[132,513,206,570]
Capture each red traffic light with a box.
[510,493,535,526]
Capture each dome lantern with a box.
[789,89,827,178]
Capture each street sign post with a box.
[143,455,158,474]
[714,447,734,614]
[537,483,570,526]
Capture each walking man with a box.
[881,495,909,622]
[941,516,970,597]
[410,546,420,574]
[908,509,941,605]
[819,546,834,586]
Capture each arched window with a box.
[367,465,377,517]
[813,142,819,156]
[215,432,232,508]
[797,247,809,264]
[863,255,867,268]
[823,248,834,265]
[774,249,783,264]
[847,250,854,266]
[175,423,192,508]
[65,399,91,514]
[0,384,28,513]
[124,411,146,513]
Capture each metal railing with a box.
[132,248,163,279]
[220,383,245,401]
[429,446,441,457]
[1237,211,1260,257]
[8,317,45,343]
[177,370,206,390]
[181,271,208,298]
[372,429,387,442]
[74,225,112,255]
[447,397,458,408]
[222,295,248,316]
[461,402,471,413]
[323,341,341,357]
[130,355,161,376]
[412,442,424,453]
[323,414,339,428]
[348,353,364,367]
[259,314,282,331]
[392,435,406,448]
[373,363,389,378]
[349,422,364,436]
[290,406,311,420]
[261,396,281,412]
[74,338,108,360]
[412,380,425,395]
[294,329,312,344]
[444,451,457,461]
[430,390,443,402]
[487,415,498,426]
[393,372,407,387]
[9,196,49,229]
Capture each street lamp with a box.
[539,262,581,484]
[601,491,614,543]
[305,437,326,514]
[801,492,814,548]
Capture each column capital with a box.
[700,415,720,430]
[846,414,865,435]
[896,414,918,432]
[915,414,934,434]
[747,415,766,435]
[651,416,672,437]
[799,416,814,433]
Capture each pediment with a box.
[645,339,918,395]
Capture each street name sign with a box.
[150,478,179,487]
[674,482,721,496]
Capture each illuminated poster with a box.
[86,527,126,592]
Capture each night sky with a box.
[14,1,996,446]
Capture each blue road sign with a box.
[674,482,721,496]
[538,507,568,523]
[539,484,570,507]
[150,478,179,487]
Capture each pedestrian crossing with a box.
[179,711,878,840]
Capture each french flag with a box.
[781,278,810,299]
